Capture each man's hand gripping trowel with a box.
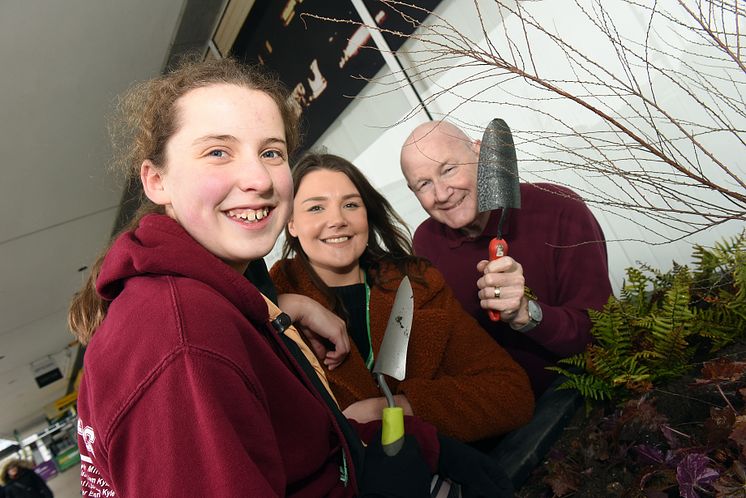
[476,118,522,322]
[372,276,414,456]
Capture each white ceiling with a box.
[0,0,220,437]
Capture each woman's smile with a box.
[322,235,353,244]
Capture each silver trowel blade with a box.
[372,277,414,381]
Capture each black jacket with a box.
[3,469,52,498]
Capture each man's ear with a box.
[287,216,297,237]
[472,139,481,155]
[140,160,170,205]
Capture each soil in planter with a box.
[516,341,746,498]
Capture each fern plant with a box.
[550,231,746,405]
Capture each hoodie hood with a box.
[97,214,267,321]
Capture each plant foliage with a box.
[551,231,746,404]
[527,354,746,498]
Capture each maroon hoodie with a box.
[77,214,436,497]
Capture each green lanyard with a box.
[363,273,374,370]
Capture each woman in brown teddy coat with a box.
[270,153,534,442]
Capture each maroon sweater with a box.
[414,183,613,395]
[77,214,437,497]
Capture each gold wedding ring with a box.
[494,286,501,299]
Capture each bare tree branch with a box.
[302,0,745,243]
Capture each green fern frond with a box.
[551,230,745,405]
[733,248,746,304]
[555,354,586,370]
[621,267,651,313]
[549,369,615,401]
[692,305,745,350]
[630,350,659,361]
[586,345,632,381]
[648,274,693,366]
[634,316,656,331]
[611,355,652,387]
[692,231,746,297]
[588,297,633,353]
[611,372,652,387]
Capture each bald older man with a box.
[400,121,612,395]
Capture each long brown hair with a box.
[279,153,427,319]
[68,56,299,345]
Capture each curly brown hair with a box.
[68,56,299,345]
[109,55,300,183]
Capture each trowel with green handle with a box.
[372,276,414,456]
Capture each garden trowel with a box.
[476,118,521,321]
[372,276,414,456]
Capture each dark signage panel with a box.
[35,368,63,388]
[232,0,442,148]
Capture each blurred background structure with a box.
[1,0,742,492]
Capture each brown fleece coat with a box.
[270,258,535,441]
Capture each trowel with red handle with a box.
[476,118,522,321]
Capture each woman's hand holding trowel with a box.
[342,394,413,424]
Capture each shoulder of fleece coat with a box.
[375,259,448,309]
[270,257,449,311]
[268,258,323,302]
